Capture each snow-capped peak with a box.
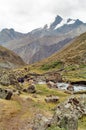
[43,15,84,31]
[55,18,76,30]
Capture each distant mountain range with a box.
[0,28,26,45]
[38,32,86,65]
[1,15,86,64]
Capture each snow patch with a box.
[67,20,75,25]
[55,19,76,30]
[55,19,67,29]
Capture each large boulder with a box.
[59,114,78,130]
[45,95,59,103]
[32,114,51,130]
[27,84,36,93]
[0,73,21,90]
[51,96,86,130]
[67,84,74,91]
[46,80,58,89]
[0,88,13,100]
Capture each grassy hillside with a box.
[0,84,69,130]
[0,45,25,69]
[30,33,86,82]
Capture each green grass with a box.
[36,84,68,98]
[47,125,65,130]
[78,116,86,130]
[40,61,63,71]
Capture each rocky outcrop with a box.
[51,96,86,130]
[32,114,51,130]
[0,72,21,90]
[59,114,78,130]
[45,72,62,82]
[46,80,58,89]
[32,96,86,130]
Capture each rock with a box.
[32,114,51,130]
[64,90,73,94]
[17,77,24,83]
[13,90,21,96]
[46,80,58,89]
[45,95,59,103]
[67,84,74,91]
[5,91,13,100]
[0,73,21,90]
[27,84,36,93]
[23,88,27,92]
[0,88,13,100]
[28,78,34,85]
[51,96,86,130]
[45,72,62,82]
[60,114,78,130]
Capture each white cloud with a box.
[0,0,86,33]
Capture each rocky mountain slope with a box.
[0,28,26,45]
[4,15,86,64]
[31,33,86,82]
[0,45,25,69]
[40,32,86,64]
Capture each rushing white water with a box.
[57,83,86,92]
[38,81,86,92]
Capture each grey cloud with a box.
[0,0,86,32]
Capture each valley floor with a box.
[0,83,86,130]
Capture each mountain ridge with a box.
[32,32,86,81]
[2,15,86,64]
[0,45,25,69]
[0,28,26,45]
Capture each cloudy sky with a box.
[0,0,86,33]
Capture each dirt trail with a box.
[0,95,36,130]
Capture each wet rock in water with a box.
[45,95,59,103]
[67,84,74,91]
[46,80,58,89]
[32,114,51,130]
[27,84,36,93]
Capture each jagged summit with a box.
[50,15,63,29]
[44,15,84,30]
[2,15,86,64]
